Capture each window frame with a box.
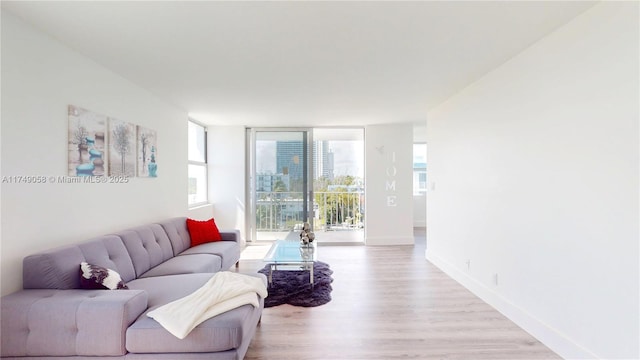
[188,119,208,207]
[412,143,427,196]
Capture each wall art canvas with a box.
[137,126,158,177]
[68,105,108,176]
[108,118,136,177]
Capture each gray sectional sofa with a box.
[0,217,264,360]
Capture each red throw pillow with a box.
[186,218,222,247]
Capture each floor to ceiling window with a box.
[188,119,208,207]
[247,128,364,243]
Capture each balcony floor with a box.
[255,228,364,244]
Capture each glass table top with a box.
[263,240,317,264]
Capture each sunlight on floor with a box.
[240,244,273,260]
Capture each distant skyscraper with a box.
[312,140,335,180]
[313,141,321,179]
[276,141,304,185]
[277,140,337,186]
[313,141,327,179]
[326,149,334,180]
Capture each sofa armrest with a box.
[220,229,241,243]
[1,289,148,357]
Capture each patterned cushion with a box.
[79,262,128,290]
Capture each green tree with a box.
[272,180,287,230]
[315,176,363,228]
[273,180,287,192]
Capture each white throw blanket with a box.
[147,271,268,339]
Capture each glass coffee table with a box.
[263,240,317,286]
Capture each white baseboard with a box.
[425,249,598,360]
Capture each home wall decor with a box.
[68,104,157,179]
[67,105,108,176]
[108,118,136,177]
[137,126,158,177]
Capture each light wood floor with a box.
[236,229,561,360]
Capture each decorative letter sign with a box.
[385,180,396,191]
[386,151,397,207]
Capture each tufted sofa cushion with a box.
[0,289,148,357]
[126,273,264,354]
[180,241,241,270]
[158,217,191,255]
[138,253,222,278]
[78,235,137,283]
[116,224,174,278]
[23,235,136,289]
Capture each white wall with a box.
[412,195,426,228]
[188,203,214,221]
[426,3,638,359]
[1,12,189,296]
[365,124,414,245]
[413,124,427,143]
[208,126,247,244]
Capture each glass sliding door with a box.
[247,129,313,242]
[247,127,365,244]
[312,128,365,243]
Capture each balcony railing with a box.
[255,190,364,233]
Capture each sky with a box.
[256,140,364,178]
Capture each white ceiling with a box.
[2,1,596,127]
